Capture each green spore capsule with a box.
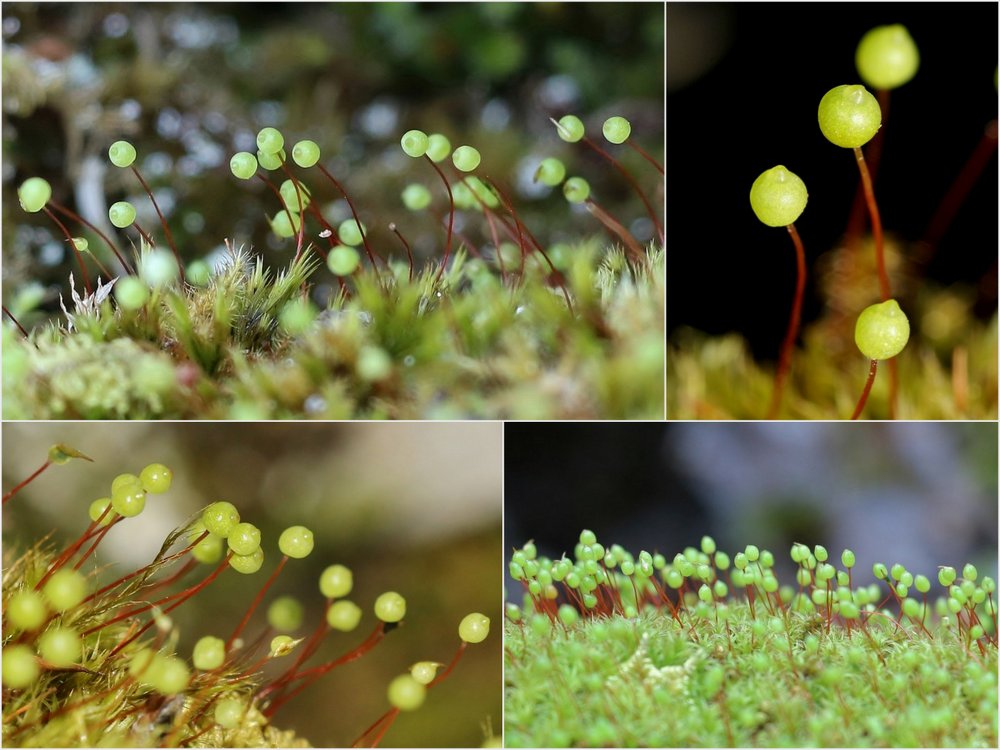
[338,219,366,247]
[818,85,882,148]
[111,482,146,517]
[268,596,305,631]
[192,636,226,670]
[534,157,566,187]
[230,152,258,179]
[291,139,321,168]
[327,245,361,276]
[202,501,240,537]
[387,674,426,711]
[855,299,910,359]
[278,525,314,558]
[279,180,311,212]
[400,129,430,158]
[319,564,353,598]
[269,210,301,239]
[214,698,244,729]
[18,177,52,213]
[88,498,116,526]
[2,645,40,688]
[602,116,631,144]
[7,590,48,630]
[115,276,149,310]
[139,463,172,494]
[555,115,584,143]
[109,140,137,168]
[109,201,137,229]
[401,184,432,211]
[459,612,490,643]
[563,177,590,204]
[374,591,406,623]
[257,148,286,170]
[43,569,88,611]
[939,566,957,586]
[750,166,807,227]
[227,522,261,556]
[452,145,482,172]
[425,133,451,162]
[326,600,362,631]
[856,25,920,90]
[229,547,264,575]
[256,127,285,156]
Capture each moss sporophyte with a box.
[669,22,997,420]
[1,447,494,747]
[5,113,664,420]
[505,531,998,748]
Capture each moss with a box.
[505,536,999,748]
[6,244,664,420]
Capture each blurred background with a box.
[505,422,998,596]
[2,422,501,747]
[2,2,664,325]
[666,2,998,361]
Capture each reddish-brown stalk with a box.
[73,521,118,571]
[2,305,31,339]
[486,178,574,313]
[647,575,683,624]
[139,557,198,597]
[766,223,807,419]
[315,163,386,272]
[130,221,158,252]
[919,120,998,261]
[352,640,470,748]
[104,553,234,660]
[85,553,232,639]
[227,554,288,649]
[577,133,664,245]
[852,147,898,419]
[2,457,53,505]
[387,223,414,282]
[352,707,400,748]
[129,164,184,283]
[43,207,94,293]
[82,530,209,604]
[49,200,133,274]
[844,89,890,255]
[583,198,645,263]
[851,359,878,420]
[263,621,389,718]
[35,507,120,590]
[255,171,311,272]
[625,139,665,175]
[278,162,309,259]
[422,155,456,283]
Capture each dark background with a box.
[666,3,998,361]
[505,422,998,597]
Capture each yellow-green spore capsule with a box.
[749,166,808,227]
[855,299,910,359]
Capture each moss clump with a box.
[505,534,998,748]
[5,243,664,420]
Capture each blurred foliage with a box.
[668,239,998,419]
[4,244,664,419]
